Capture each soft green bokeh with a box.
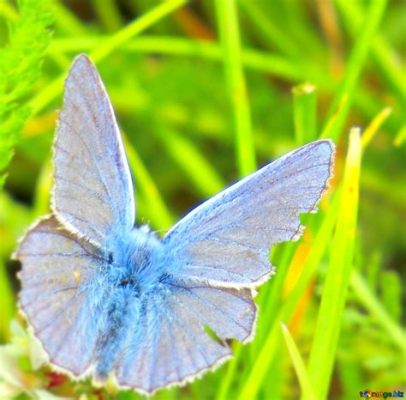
[0,1,404,399]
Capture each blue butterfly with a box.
[14,55,335,395]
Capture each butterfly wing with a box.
[163,139,335,288]
[115,281,256,394]
[53,54,135,245]
[14,215,108,376]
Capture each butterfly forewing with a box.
[163,140,334,288]
[53,55,135,245]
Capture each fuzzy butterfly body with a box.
[14,55,335,395]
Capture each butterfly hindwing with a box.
[114,280,255,394]
[53,55,135,245]
[15,215,107,376]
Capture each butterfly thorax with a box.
[102,225,164,292]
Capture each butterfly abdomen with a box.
[93,286,141,381]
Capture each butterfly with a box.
[14,54,335,396]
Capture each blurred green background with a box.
[0,0,405,399]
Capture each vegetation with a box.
[0,0,404,399]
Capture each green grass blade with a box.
[157,127,225,198]
[91,0,123,32]
[280,196,340,321]
[321,0,388,141]
[216,345,242,400]
[30,0,187,115]
[292,83,317,145]
[238,0,299,58]
[215,0,256,176]
[336,0,406,109]
[307,128,362,399]
[394,125,406,147]
[281,323,316,400]
[238,322,281,400]
[253,243,297,351]
[350,271,406,354]
[50,35,304,82]
[49,32,392,131]
[123,135,174,231]
[361,107,391,149]
[239,191,340,400]
[338,360,363,400]
[89,0,186,63]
